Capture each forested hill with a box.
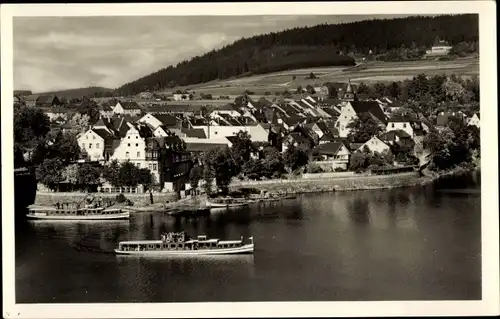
[116,14,478,96]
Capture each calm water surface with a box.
[15,172,481,302]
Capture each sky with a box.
[14,15,419,93]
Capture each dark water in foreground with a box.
[15,172,481,302]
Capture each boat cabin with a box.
[117,235,244,252]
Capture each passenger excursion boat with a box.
[114,232,254,256]
[27,203,129,220]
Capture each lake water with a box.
[15,172,481,302]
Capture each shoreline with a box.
[33,167,479,212]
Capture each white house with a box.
[426,43,453,56]
[335,101,387,138]
[113,101,142,116]
[357,136,391,154]
[468,113,480,128]
[77,129,111,161]
[110,123,149,168]
[386,116,417,138]
[313,141,351,169]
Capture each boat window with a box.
[155,244,160,249]
[179,243,184,249]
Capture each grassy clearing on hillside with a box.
[159,57,479,96]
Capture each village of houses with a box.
[14,81,481,195]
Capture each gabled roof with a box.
[350,101,387,124]
[36,95,58,105]
[349,143,365,152]
[101,104,114,111]
[379,130,411,142]
[119,101,141,110]
[321,107,341,117]
[286,132,310,145]
[181,128,207,139]
[153,114,179,127]
[320,132,337,142]
[315,121,330,134]
[314,142,348,156]
[92,128,115,140]
[53,116,66,123]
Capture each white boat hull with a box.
[114,244,254,256]
[26,212,130,220]
[207,202,249,209]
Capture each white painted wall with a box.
[359,136,390,154]
[77,130,105,161]
[110,125,147,168]
[335,102,358,137]
[386,121,414,137]
[191,125,269,142]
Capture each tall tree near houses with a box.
[346,112,383,144]
[230,130,254,173]
[204,146,238,195]
[14,105,51,150]
[35,158,65,191]
[67,113,91,136]
[77,163,103,192]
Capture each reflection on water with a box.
[16,173,481,303]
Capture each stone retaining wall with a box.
[35,192,178,206]
[230,172,429,194]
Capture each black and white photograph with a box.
[2,2,498,318]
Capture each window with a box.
[126,152,129,158]
[89,143,92,149]
[96,143,99,148]
[391,123,395,128]
[128,143,130,147]
[148,164,152,170]
[136,163,140,168]
[137,152,140,157]
[93,135,95,140]
[136,143,138,147]
[403,123,407,128]
[86,136,88,140]
[128,136,130,139]
[136,136,138,139]
[153,163,157,171]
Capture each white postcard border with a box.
[1,1,498,318]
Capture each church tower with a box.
[342,79,357,102]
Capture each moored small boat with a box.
[206,198,250,209]
[115,232,254,256]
